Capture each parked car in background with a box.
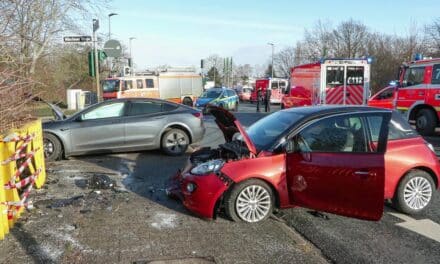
[43,98,205,161]
[238,87,253,102]
[194,87,239,112]
[168,105,439,223]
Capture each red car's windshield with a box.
[246,111,304,151]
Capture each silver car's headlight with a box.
[191,159,224,175]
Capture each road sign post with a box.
[93,19,101,102]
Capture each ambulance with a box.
[101,67,203,106]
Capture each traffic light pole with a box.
[93,29,101,102]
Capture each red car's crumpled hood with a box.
[207,105,257,155]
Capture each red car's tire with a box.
[224,179,274,223]
[392,169,436,215]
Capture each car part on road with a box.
[161,128,190,156]
[225,179,274,223]
[43,133,62,161]
[392,170,435,214]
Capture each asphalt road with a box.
[58,101,440,263]
[234,102,440,264]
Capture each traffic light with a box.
[128,58,132,67]
[201,59,204,69]
[88,50,107,77]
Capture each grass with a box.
[33,103,77,118]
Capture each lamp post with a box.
[129,37,136,59]
[108,13,118,40]
[267,42,274,80]
[107,13,117,77]
[129,37,136,76]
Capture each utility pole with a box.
[93,19,101,102]
[268,43,274,80]
[129,37,136,75]
[107,13,117,77]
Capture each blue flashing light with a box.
[414,53,423,61]
[367,56,373,64]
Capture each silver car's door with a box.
[69,101,127,154]
[124,100,170,148]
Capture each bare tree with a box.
[303,20,334,60]
[332,19,369,58]
[0,0,108,76]
[274,47,295,77]
[424,18,440,57]
[234,64,253,85]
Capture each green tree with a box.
[207,66,222,86]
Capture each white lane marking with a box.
[388,212,440,243]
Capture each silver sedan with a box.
[43,98,205,161]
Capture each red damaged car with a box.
[167,105,440,223]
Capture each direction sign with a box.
[63,36,92,42]
[103,39,122,57]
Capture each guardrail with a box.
[0,119,46,240]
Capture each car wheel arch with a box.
[43,132,66,158]
[409,104,437,122]
[393,167,438,198]
[160,124,193,146]
[215,176,281,218]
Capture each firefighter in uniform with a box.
[264,88,271,112]
[256,88,262,112]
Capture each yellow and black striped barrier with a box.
[0,119,46,240]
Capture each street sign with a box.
[64,36,92,42]
[103,39,122,58]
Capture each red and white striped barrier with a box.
[4,168,42,190]
[1,133,35,165]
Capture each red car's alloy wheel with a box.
[235,185,272,223]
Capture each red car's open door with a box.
[286,111,391,221]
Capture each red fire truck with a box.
[250,78,288,104]
[368,57,440,136]
[281,58,371,109]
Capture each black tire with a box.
[182,97,193,107]
[392,170,436,215]
[43,133,63,161]
[233,101,239,112]
[415,109,437,136]
[224,179,274,223]
[161,128,190,156]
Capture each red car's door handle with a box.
[354,171,369,175]
[354,171,376,178]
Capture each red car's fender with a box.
[384,137,440,198]
[220,153,292,208]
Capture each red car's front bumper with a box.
[167,168,231,219]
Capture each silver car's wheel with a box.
[393,170,435,215]
[161,128,189,156]
[43,133,62,161]
[403,177,432,210]
[44,138,54,156]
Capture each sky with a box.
[105,0,439,71]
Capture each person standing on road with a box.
[256,88,262,112]
[264,88,271,112]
